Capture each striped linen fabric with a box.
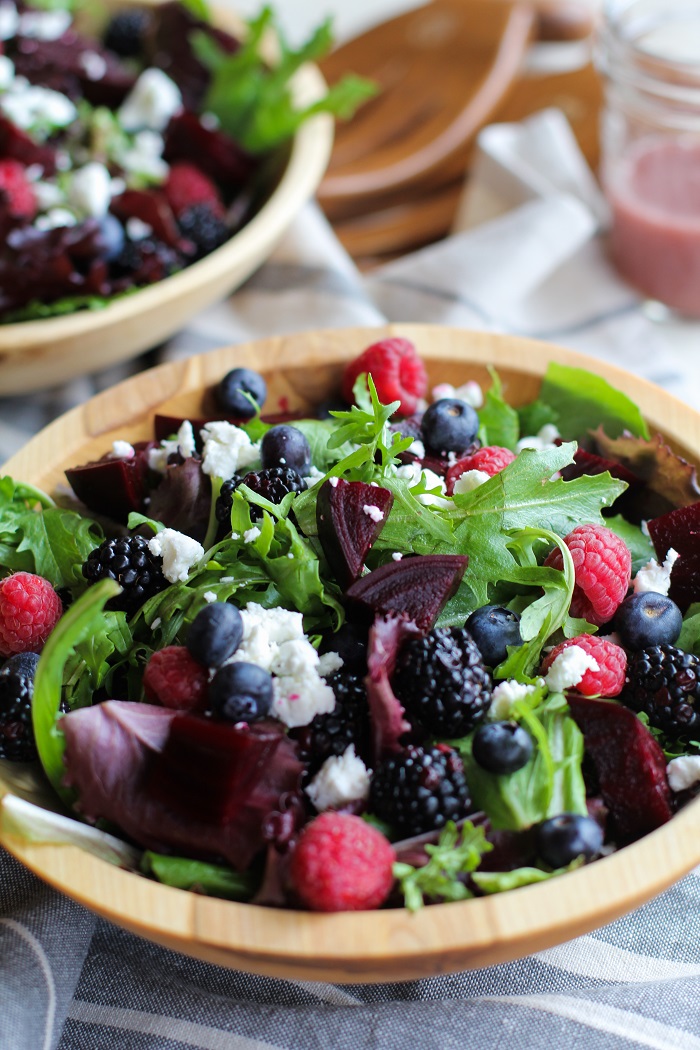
[1,200,699,1049]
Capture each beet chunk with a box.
[345,554,468,633]
[648,502,700,612]
[317,478,394,588]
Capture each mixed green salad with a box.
[1,336,699,913]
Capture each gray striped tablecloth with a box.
[1,200,699,1049]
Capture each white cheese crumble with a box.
[317,651,344,677]
[229,604,336,727]
[305,745,371,812]
[1,82,76,131]
[18,9,70,39]
[0,53,13,89]
[203,591,217,604]
[488,680,536,720]
[110,440,135,461]
[545,644,599,692]
[118,68,182,132]
[329,476,339,488]
[126,216,153,241]
[33,180,63,211]
[200,421,259,479]
[667,755,700,793]
[147,420,196,473]
[118,129,169,182]
[34,207,76,230]
[633,549,680,597]
[303,465,325,488]
[244,526,261,544]
[68,162,112,219]
[151,617,162,631]
[0,3,18,41]
[80,50,108,81]
[392,552,403,561]
[516,423,561,453]
[432,380,483,409]
[362,504,384,523]
[453,468,491,494]
[397,463,450,506]
[408,439,425,458]
[148,529,204,584]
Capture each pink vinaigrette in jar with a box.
[598,0,700,317]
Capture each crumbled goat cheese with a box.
[1,82,76,131]
[203,591,217,604]
[35,207,76,230]
[110,441,135,461]
[317,651,344,677]
[118,129,169,182]
[363,504,384,523]
[119,68,182,132]
[303,465,326,487]
[126,216,153,241]
[396,462,450,506]
[516,423,561,453]
[148,529,204,584]
[305,745,371,812]
[641,520,651,538]
[147,420,196,473]
[633,549,680,597]
[545,645,599,692]
[329,476,339,488]
[151,617,161,631]
[409,439,425,458]
[0,3,18,41]
[667,755,700,793]
[0,53,13,89]
[80,50,107,81]
[244,527,261,544]
[33,180,64,211]
[453,468,491,494]
[229,604,336,727]
[489,680,536,720]
[18,9,70,39]
[200,421,259,479]
[432,380,483,409]
[69,162,112,219]
[392,552,403,561]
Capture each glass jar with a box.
[597,0,700,317]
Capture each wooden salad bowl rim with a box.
[2,324,700,983]
[0,0,334,394]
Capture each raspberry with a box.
[446,446,516,495]
[289,812,395,912]
[0,160,36,219]
[370,745,472,837]
[544,524,632,626]
[0,574,63,657]
[342,338,428,417]
[143,646,208,712]
[542,634,627,697]
[164,163,224,219]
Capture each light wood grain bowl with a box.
[0,1,333,395]
[2,325,700,983]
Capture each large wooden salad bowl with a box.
[2,325,700,982]
[0,1,333,395]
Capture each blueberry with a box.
[260,425,312,475]
[187,603,243,668]
[614,591,683,650]
[316,397,349,420]
[96,214,125,261]
[466,605,522,667]
[472,721,533,774]
[216,368,267,419]
[209,662,273,723]
[535,813,604,868]
[421,398,479,454]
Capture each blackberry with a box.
[179,203,230,260]
[0,653,40,761]
[215,467,306,526]
[393,627,491,737]
[104,9,150,56]
[82,535,168,613]
[624,644,700,737]
[370,745,471,837]
[292,674,370,773]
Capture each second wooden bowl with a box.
[2,325,700,982]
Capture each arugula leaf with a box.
[478,370,519,451]
[392,821,492,911]
[517,399,559,438]
[32,579,121,804]
[141,852,257,900]
[472,861,582,894]
[454,693,587,831]
[62,610,133,709]
[193,7,377,153]
[605,513,655,575]
[539,362,649,441]
[0,475,103,590]
[679,603,700,657]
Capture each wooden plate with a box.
[2,325,700,983]
[0,2,333,396]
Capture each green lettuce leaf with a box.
[472,861,582,894]
[539,362,649,441]
[477,370,519,451]
[392,821,492,911]
[517,399,559,438]
[604,514,655,575]
[141,852,258,900]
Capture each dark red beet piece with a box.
[648,502,700,612]
[316,479,394,588]
[12,31,136,108]
[111,190,185,250]
[365,614,417,758]
[0,115,56,173]
[567,695,672,842]
[65,443,153,523]
[345,554,468,633]
[164,111,257,189]
[561,447,640,488]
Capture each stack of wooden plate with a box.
[318,0,602,266]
